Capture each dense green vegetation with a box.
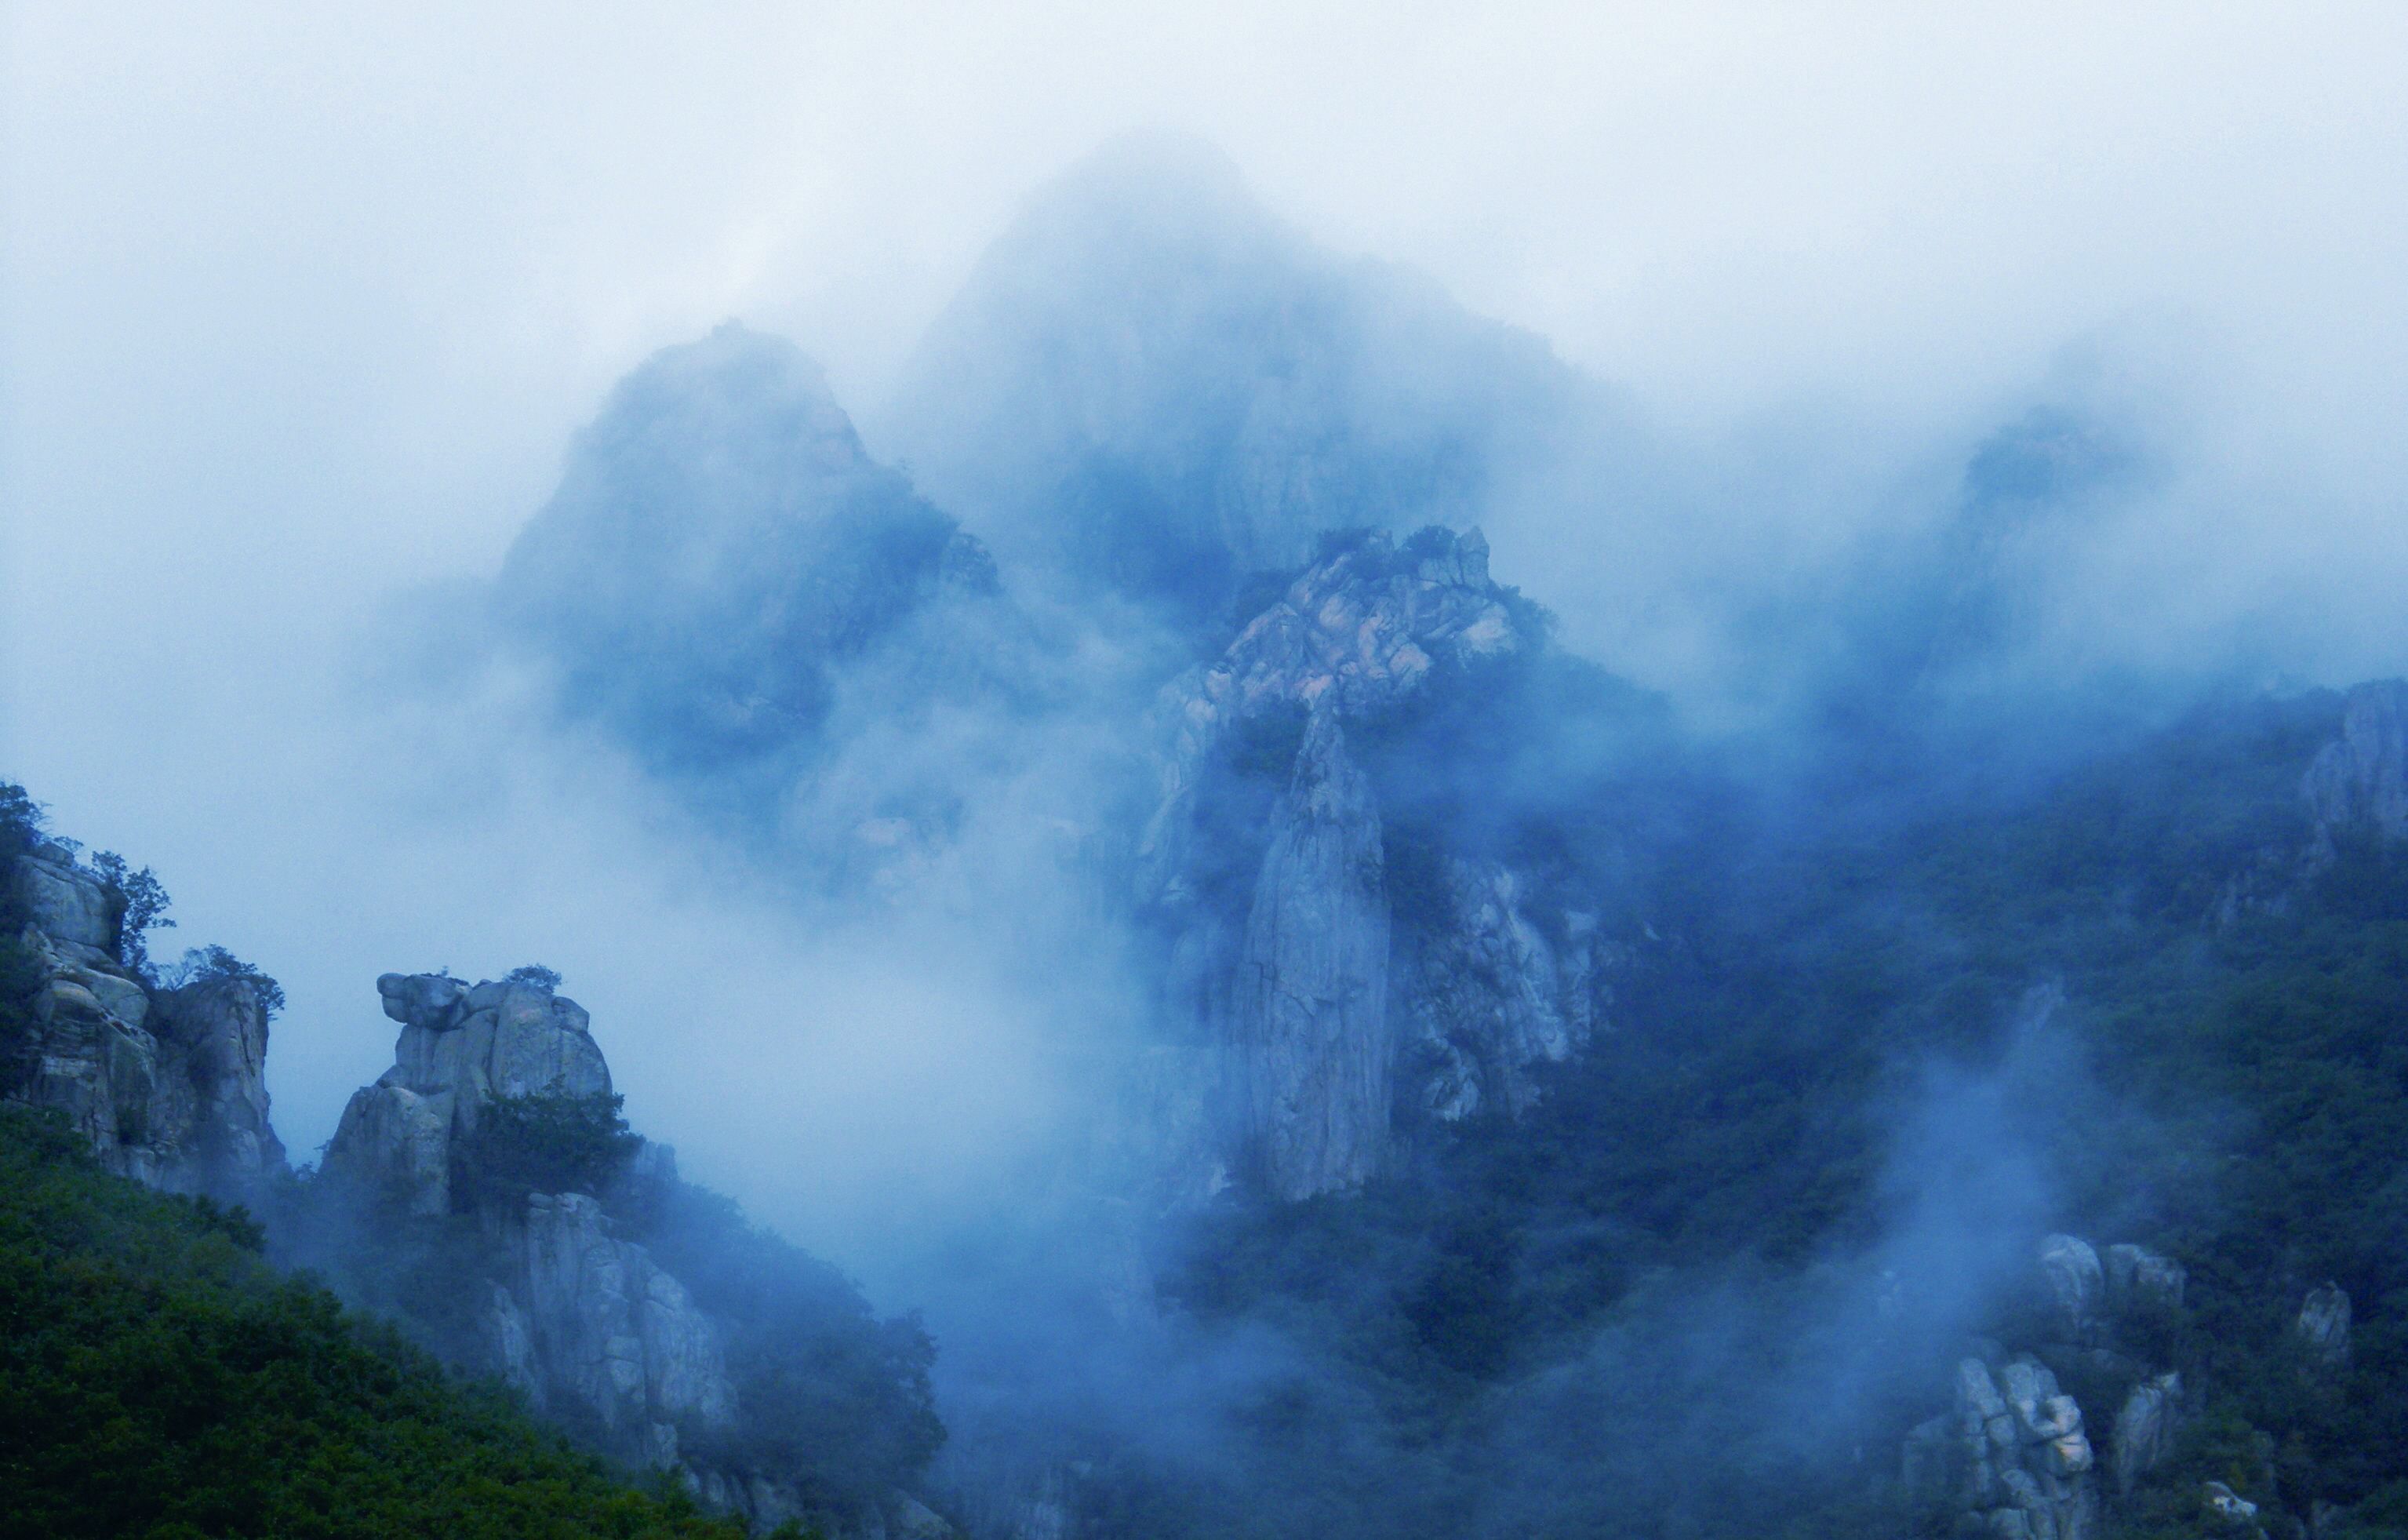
[453,1090,644,1210]
[622,1178,947,1519]
[272,1099,944,1529]
[1144,686,2408,1538]
[0,1101,771,1540]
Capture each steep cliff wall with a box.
[1901,1233,2199,1540]
[1137,528,1627,1199]
[323,970,950,1538]
[1235,708,1391,1200]
[2,839,284,1196]
[2304,679,2408,857]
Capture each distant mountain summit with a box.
[500,322,1007,784]
[879,132,1622,629]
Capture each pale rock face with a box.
[1906,1355,2100,1540]
[2303,680,2408,854]
[2296,1282,2352,1368]
[11,845,116,951]
[1135,529,1611,1200]
[326,1082,455,1214]
[326,971,946,1534]
[481,1283,547,1412]
[2039,1234,2107,1342]
[2112,1373,2183,1496]
[1237,708,1391,1200]
[1396,858,1599,1121]
[1136,528,1517,906]
[2104,1244,2186,1316]
[148,978,288,1185]
[327,971,611,1213]
[5,847,285,1196]
[511,1191,738,1464]
[2202,1480,2266,1535]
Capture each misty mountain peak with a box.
[498,323,991,775]
[882,137,1599,629]
[1000,129,1286,269]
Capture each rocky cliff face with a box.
[1906,1353,2102,1540]
[326,970,611,1214]
[4,841,285,1195]
[326,974,733,1469]
[2304,679,2408,857]
[1136,528,1623,1200]
[324,970,949,1538]
[1235,708,1391,1200]
[1904,1233,2195,1539]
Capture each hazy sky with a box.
[5,2,2405,1258]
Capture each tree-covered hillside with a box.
[1133,686,2408,1538]
[0,1101,794,1540]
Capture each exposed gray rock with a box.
[329,970,958,1534]
[1907,1355,2100,1540]
[1395,857,1601,1121]
[1236,708,1391,1200]
[377,970,468,1030]
[148,977,288,1185]
[2202,1480,2267,1535]
[2111,1373,2183,1496]
[481,1283,546,1412]
[1136,528,1522,908]
[2304,680,2408,855]
[1131,528,1621,1200]
[5,846,286,1197]
[2039,1234,2107,1342]
[511,1190,737,1465]
[2104,1243,2186,1316]
[326,1081,454,1214]
[2297,1282,2352,1368]
[329,971,612,1207]
[11,845,115,950]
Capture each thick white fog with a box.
[5,1,2406,1270]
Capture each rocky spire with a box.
[1237,707,1391,1200]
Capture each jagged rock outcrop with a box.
[326,971,609,1214]
[11,842,116,954]
[5,842,285,1195]
[2303,680,2408,857]
[2104,1243,2186,1315]
[511,1189,738,1467]
[1398,857,1606,1120]
[1906,1233,2198,1531]
[2203,1480,2268,1536]
[1905,1354,2101,1540]
[1236,708,1391,1200]
[2296,1282,2352,1368]
[2111,1373,2184,1496]
[326,973,726,1469]
[1137,528,1515,903]
[2039,1233,2107,1343]
[1133,529,1620,1200]
[326,971,951,1536]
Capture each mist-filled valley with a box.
[9,11,2408,1538]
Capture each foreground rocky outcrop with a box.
[325,970,952,1538]
[1906,1353,2101,1540]
[326,970,610,1214]
[3,840,284,1196]
[1904,1232,2201,1539]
